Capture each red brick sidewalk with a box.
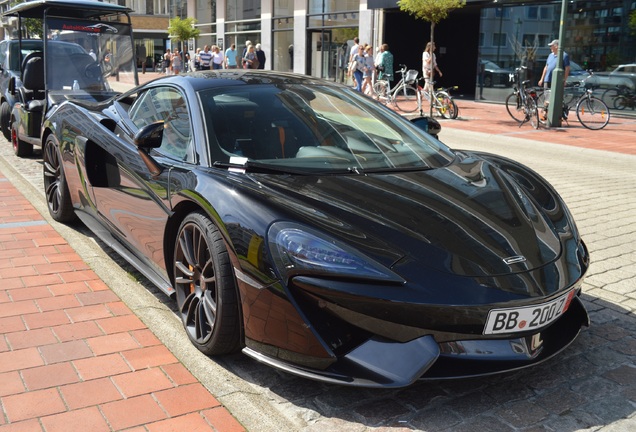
[0,177,244,431]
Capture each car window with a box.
[199,83,454,172]
[129,87,192,162]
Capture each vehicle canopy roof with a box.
[3,0,132,20]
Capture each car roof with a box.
[148,70,335,93]
[3,0,131,19]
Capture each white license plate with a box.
[484,290,576,335]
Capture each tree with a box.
[398,0,466,116]
[168,16,200,58]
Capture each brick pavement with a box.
[1,78,636,431]
[0,175,244,431]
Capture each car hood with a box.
[253,152,567,279]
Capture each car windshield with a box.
[44,16,137,103]
[200,84,454,173]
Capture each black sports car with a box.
[43,70,589,388]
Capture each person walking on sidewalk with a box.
[422,42,442,99]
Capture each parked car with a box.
[481,60,513,87]
[40,69,589,387]
[0,39,44,140]
[587,64,636,90]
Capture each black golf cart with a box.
[3,0,138,156]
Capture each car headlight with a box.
[268,222,404,283]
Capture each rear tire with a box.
[436,93,458,119]
[393,85,419,113]
[613,95,628,110]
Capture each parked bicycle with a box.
[417,78,459,119]
[537,71,610,130]
[505,66,539,129]
[610,88,636,110]
[601,84,634,107]
[373,64,419,113]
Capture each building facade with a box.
[183,0,635,100]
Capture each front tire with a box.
[505,92,525,123]
[576,96,610,130]
[43,135,75,222]
[11,120,33,157]
[174,212,241,356]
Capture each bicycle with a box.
[537,72,610,130]
[372,64,419,113]
[601,84,634,107]
[504,66,539,129]
[417,78,459,119]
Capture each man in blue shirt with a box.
[538,39,570,91]
[225,44,238,69]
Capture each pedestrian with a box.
[347,37,360,87]
[193,47,201,70]
[136,44,146,74]
[212,45,224,70]
[241,41,252,68]
[171,49,182,74]
[361,45,375,95]
[376,43,394,83]
[199,45,212,70]
[163,48,171,74]
[225,44,238,69]
[255,43,266,69]
[422,42,442,97]
[243,44,259,69]
[351,44,366,92]
[538,39,570,101]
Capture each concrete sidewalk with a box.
[1,79,636,431]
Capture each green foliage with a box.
[23,18,43,38]
[397,0,466,25]
[168,16,200,44]
[630,9,636,36]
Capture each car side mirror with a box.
[134,121,165,177]
[134,121,164,149]
[410,116,441,139]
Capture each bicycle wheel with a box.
[613,95,628,110]
[576,96,610,130]
[601,88,620,106]
[373,81,389,103]
[436,92,458,119]
[393,85,419,113]
[524,97,539,129]
[505,92,526,123]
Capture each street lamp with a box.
[547,0,568,127]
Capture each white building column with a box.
[293,0,306,74]
[261,0,272,68]
[358,0,374,48]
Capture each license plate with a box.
[484,290,576,335]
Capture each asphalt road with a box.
[2,127,636,432]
